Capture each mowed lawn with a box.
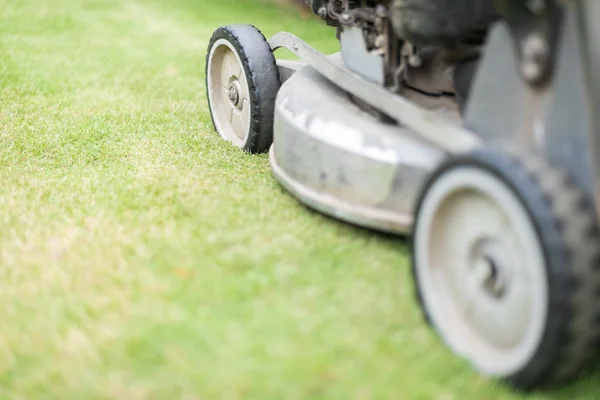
[0,0,599,398]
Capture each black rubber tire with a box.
[410,147,600,391]
[205,25,281,154]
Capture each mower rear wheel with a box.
[206,25,280,153]
[411,148,600,390]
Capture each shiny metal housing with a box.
[271,55,445,234]
[267,0,600,233]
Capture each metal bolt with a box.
[408,54,422,68]
[228,83,240,107]
[317,7,327,18]
[521,34,548,82]
[339,12,352,24]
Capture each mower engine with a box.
[309,0,499,112]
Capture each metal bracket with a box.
[494,0,563,87]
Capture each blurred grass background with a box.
[0,0,598,398]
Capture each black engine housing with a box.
[310,0,499,47]
[389,0,499,47]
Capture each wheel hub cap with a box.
[469,238,506,298]
[228,81,242,108]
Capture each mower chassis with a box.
[268,34,482,234]
[269,59,444,233]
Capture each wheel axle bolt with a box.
[228,84,240,107]
[521,34,548,83]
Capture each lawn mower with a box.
[205,0,600,391]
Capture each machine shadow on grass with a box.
[269,179,409,245]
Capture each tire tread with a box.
[205,25,280,153]
[411,148,600,391]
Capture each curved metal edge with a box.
[269,144,413,235]
[268,31,482,155]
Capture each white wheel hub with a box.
[414,166,549,377]
[207,39,251,147]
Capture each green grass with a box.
[0,0,598,398]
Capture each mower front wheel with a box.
[205,25,281,153]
